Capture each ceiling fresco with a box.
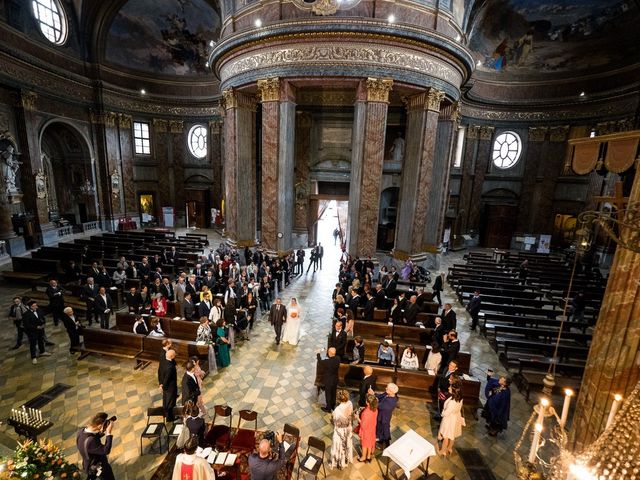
[468,0,640,78]
[104,0,221,76]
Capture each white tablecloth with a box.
[382,429,436,479]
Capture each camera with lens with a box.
[102,415,117,431]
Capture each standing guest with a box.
[317,347,340,412]
[330,389,354,469]
[363,291,375,321]
[344,310,355,338]
[126,260,138,280]
[241,291,258,330]
[258,276,272,312]
[215,319,231,368]
[570,292,587,323]
[198,293,212,319]
[400,345,419,370]
[153,292,168,317]
[402,295,419,326]
[112,267,127,290]
[208,297,223,324]
[189,355,207,416]
[94,286,113,329]
[76,412,116,480]
[268,297,287,345]
[433,316,446,347]
[182,360,201,406]
[356,394,378,462]
[519,260,529,282]
[133,316,148,335]
[466,290,482,331]
[329,321,347,359]
[358,365,376,407]
[158,349,178,421]
[306,247,317,274]
[377,341,396,366]
[437,360,459,416]
[441,330,460,367]
[333,294,346,318]
[23,300,50,365]
[432,272,445,306]
[388,297,401,324]
[281,297,302,346]
[483,371,512,436]
[139,285,152,314]
[441,303,457,333]
[370,383,399,449]
[438,385,465,456]
[81,277,99,326]
[351,336,365,365]
[9,296,28,350]
[160,277,175,302]
[61,307,82,353]
[96,266,112,289]
[196,317,212,343]
[125,287,141,314]
[182,292,196,320]
[317,242,324,270]
[425,342,442,374]
[46,279,65,327]
[64,260,82,284]
[184,403,206,447]
[248,433,285,480]
[148,317,165,337]
[374,284,387,310]
[172,436,215,479]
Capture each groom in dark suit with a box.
[269,297,287,345]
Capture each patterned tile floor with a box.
[0,222,533,479]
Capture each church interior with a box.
[0,0,639,479]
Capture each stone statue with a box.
[1,145,21,194]
[389,132,405,162]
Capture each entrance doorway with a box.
[185,189,210,228]
[315,199,348,251]
[481,204,518,248]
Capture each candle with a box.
[536,398,549,425]
[528,423,543,463]
[605,394,623,429]
[560,389,573,428]
[567,463,596,480]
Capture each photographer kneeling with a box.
[76,412,116,480]
[248,431,286,480]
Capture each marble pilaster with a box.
[293,111,311,243]
[457,125,479,234]
[209,119,224,211]
[347,78,393,258]
[466,125,494,231]
[393,88,444,258]
[277,92,296,253]
[571,171,640,449]
[117,114,136,216]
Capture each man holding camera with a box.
[248,432,286,480]
[76,412,116,480]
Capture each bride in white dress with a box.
[281,297,302,345]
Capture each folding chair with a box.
[297,436,327,479]
[140,407,168,455]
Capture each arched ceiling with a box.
[467,0,640,80]
[102,0,221,76]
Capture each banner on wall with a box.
[162,207,174,228]
[538,234,551,254]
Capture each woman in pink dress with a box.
[438,385,465,456]
[189,355,207,417]
[357,394,378,462]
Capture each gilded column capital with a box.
[105,112,117,128]
[528,126,548,142]
[154,119,168,133]
[117,113,132,129]
[467,125,480,139]
[426,88,445,112]
[222,89,237,109]
[19,91,38,111]
[450,102,460,123]
[257,77,281,102]
[169,120,184,134]
[478,125,495,141]
[549,125,570,142]
[222,89,257,111]
[365,78,393,103]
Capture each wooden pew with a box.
[80,328,144,360]
[138,336,209,368]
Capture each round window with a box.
[32,0,68,45]
[188,125,208,158]
[492,131,522,169]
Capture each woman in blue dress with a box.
[215,318,231,368]
[483,372,511,436]
[371,383,399,449]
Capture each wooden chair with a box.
[205,405,233,450]
[140,407,168,455]
[230,409,258,454]
[297,436,327,479]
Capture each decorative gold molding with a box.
[169,120,184,134]
[89,110,116,127]
[117,113,132,129]
[467,125,480,139]
[365,77,393,103]
[450,102,460,123]
[528,126,548,142]
[478,125,495,141]
[105,112,117,128]
[549,125,570,142]
[20,91,37,111]
[311,0,338,16]
[426,88,445,112]
[154,119,168,133]
[221,89,257,111]
[257,77,281,102]
[297,90,355,106]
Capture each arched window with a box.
[492,131,522,169]
[188,125,208,158]
[32,0,68,45]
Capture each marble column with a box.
[393,88,444,260]
[516,127,548,232]
[170,121,186,227]
[347,78,393,258]
[293,111,311,246]
[222,89,257,246]
[571,171,640,449]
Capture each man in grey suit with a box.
[269,297,287,345]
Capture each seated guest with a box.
[181,292,196,320]
[196,317,212,343]
[484,371,512,436]
[133,316,148,335]
[377,341,395,366]
[112,267,126,289]
[351,336,365,365]
[172,436,215,479]
[148,316,165,337]
[248,433,285,480]
[425,342,442,374]
[152,292,167,317]
[400,345,419,370]
[125,287,141,314]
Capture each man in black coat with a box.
[403,294,420,325]
[317,347,340,412]
[159,277,175,302]
[374,284,387,310]
[81,277,100,325]
[437,359,459,416]
[125,287,141,314]
[432,272,445,306]
[76,412,115,480]
[181,360,201,406]
[441,330,461,369]
[61,306,82,353]
[329,321,347,359]
[269,297,287,345]
[158,349,178,421]
[23,300,50,364]
[358,365,377,407]
[466,290,482,331]
[181,292,196,320]
[45,279,65,326]
[441,303,457,333]
[363,292,375,321]
[94,287,113,329]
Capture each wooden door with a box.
[482,204,517,249]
